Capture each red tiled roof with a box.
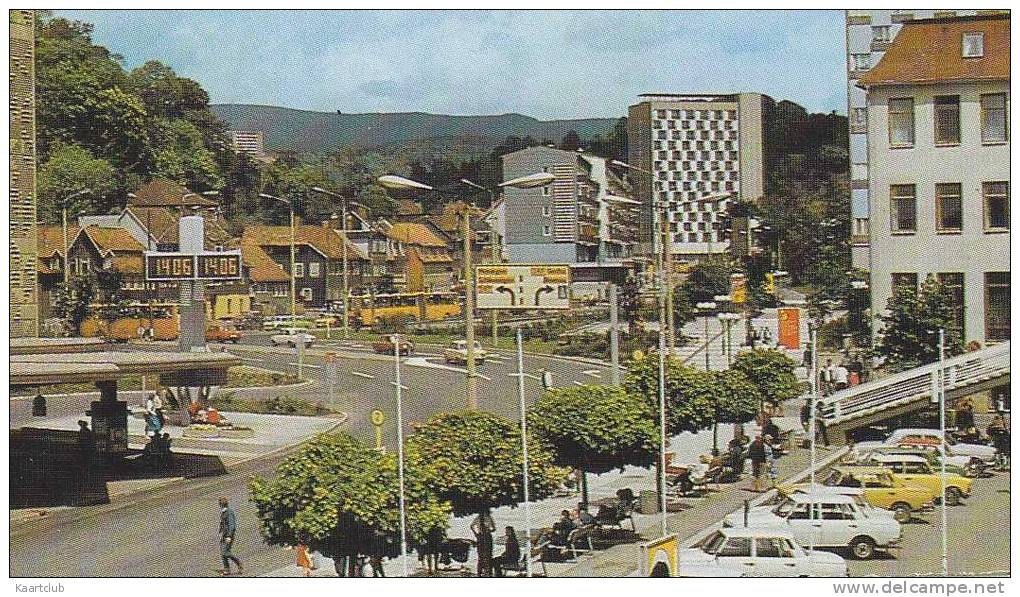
[384,222,449,247]
[129,178,217,208]
[242,225,367,260]
[83,226,144,255]
[240,242,290,283]
[858,15,1009,87]
[109,255,144,274]
[38,225,79,258]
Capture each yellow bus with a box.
[81,303,180,342]
[350,292,461,328]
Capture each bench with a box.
[546,526,595,561]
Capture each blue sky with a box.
[58,9,846,119]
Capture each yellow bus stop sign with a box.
[371,409,385,427]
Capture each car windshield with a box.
[701,531,726,555]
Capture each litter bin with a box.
[639,489,660,515]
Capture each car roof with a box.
[717,526,794,539]
[890,428,940,436]
[833,465,891,475]
[869,454,928,463]
[788,492,854,504]
[792,484,865,496]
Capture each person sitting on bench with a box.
[492,527,521,577]
[551,510,577,546]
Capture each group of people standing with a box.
[469,510,522,577]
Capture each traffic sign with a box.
[475,264,570,310]
[370,409,386,426]
[145,251,242,281]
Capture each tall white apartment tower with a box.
[627,93,767,262]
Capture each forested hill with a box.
[210,104,618,152]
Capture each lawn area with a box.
[311,327,562,355]
[15,365,300,396]
[209,392,341,417]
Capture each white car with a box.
[858,428,997,465]
[725,486,896,526]
[270,328,315,348]
[678,527,847,577]
[721,492,901,560]
[443,340,488,365]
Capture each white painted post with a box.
[938,329,948,577]
[516,327,532,577]
[658,328,668,536]
[394,334,409,577]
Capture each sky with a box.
[58,9,847,120]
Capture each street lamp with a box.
[259,193,297,325]
[60,188,91,285]
[312,187,367,343]
[717,312,741,367]
[376,171,556,410]
[695,301,717,371]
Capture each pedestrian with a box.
[218,497,243,575]
[815,401,830,447]
[152,389,166,429]
[144,392,162,438]
[541,368,553,391]
[800,399,812,433]
[295,543,313,577]
[822,359,835,396]
[833,362,849,391]
[470,508,496,577]
[955,398,975,430]
[762,326,773,347]
[492,526,521,577]
[748,435,767,492]
[137,323,146,341]
[726,436,746,480]
[764,436,779,488]
[988,415,1010,469]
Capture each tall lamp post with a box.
[378,172,555,410]
[460,178,500,347]
[259,193,297,324]
[312,187,366,342]
[695,301,717,371]
[60,188,92,286]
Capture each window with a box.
[854,217,870,236]
[890,184,916,232]
[935,183,963,232]
[934,96,960,145]
[293,262,304,278]
[983,182,1009,230]
[850,53,871,71]
[888,98,915,147]
[985,272,1010,341]
[980,94,1007,143]
[962,32,984,58]
[872,25,891,43]
[300,287,313,301]
[937,273,965,336]
[308,262,321,278]
[891,273,918,298]
[542,225,551,237]
[717,537,752,558]
[851,107,867,127]
[755,538,789,558]
[542,206,551,217]
[542,185,550,196]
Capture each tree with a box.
[249,433,449,577]
[559,130,581,151]
[37,142,119,223]
[405,411,566,519]
[731,349,801,407]
[679,256,732,303]
[712,368,763,451]
[528,385,659,504]
[54,275,95,335]
[623,352,716,436]
[875,276,965,372]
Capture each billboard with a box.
[145,251,242,281]
[475,264,570,310]
[778,307,801,350]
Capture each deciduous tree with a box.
[875,275,965,372]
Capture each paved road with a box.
[847,468,1010,577]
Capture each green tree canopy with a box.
[249,433,448,566]
[623,352,717,435]
[876,276,965,372]
[405,411,566,517]
[528,385,659,476]
[713,369,763,424]
[37,142,119,222]
[731,349,801,406]
[54,275,96,335]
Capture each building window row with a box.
[890,271,1010,342]
[888,93,1007,148]
[655,109,736,121]
[890,182,1009,233]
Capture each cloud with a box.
[57,9,846,118]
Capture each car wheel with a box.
[849,536,876,560]
[891,502,912,524]
[945,486,962,506]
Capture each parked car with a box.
[372,335,415,355]
[443,340,488,365]
[315,314,341,327]
[865,454,973,505]
[780,467,935,524]
[855,444,984,478]
[721,492,900,560]
[768,485,897,521]
[678,527,847,577]
[206,325,241,343]
[263,316,313,331]
[270,329,315,348]
[857,428,997,465]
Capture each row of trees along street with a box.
[248,349,801,572]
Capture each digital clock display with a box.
[145,251,243,281]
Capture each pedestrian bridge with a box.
[818,342,1010,443]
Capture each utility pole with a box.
[491,221,499,348]
[938,328,948,577]
[515,327,532,577]
[341,201,350,341]
[609,283,620,386]
[657,328,668,537]
[662,205,675,354]
[463,207,478,409]
[393,335,409,577]
[809,328,817,556]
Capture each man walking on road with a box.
[747,435,767,492]
[218,497,243,576]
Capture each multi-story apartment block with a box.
[627,93,768,262]
[844,9,997,271]
[10,9,38,337]
[228,130,267,157]
[859,14,1009,346]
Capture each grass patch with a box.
[16,366,299,396]
[209,392,339,417]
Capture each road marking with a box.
[582,369,602,378]
[350,371,375,380]
[404,356,492,381]
[389,382,410,390]
[288,362,322,369]
[573,381,585,387]
[239,357,262,363]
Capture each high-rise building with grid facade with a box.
[627,93,767,261]
[10,9,38,337]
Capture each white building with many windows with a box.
[859,14,1009,345]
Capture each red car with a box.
[372,335,415,355]
[206,326,241,343]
